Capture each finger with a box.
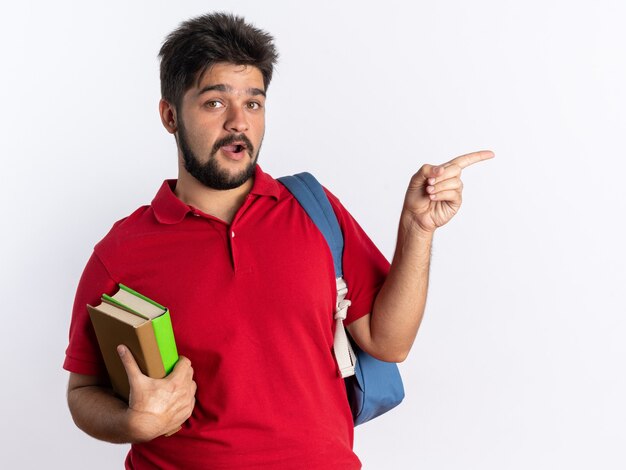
[427,164,461,185]
[426,177,462,195]
[444,150,494,170]
[174,356,193,374]
[117,345,144,380]
[168,356,194,380]
[429,189,462,202]
[164,379,197,437]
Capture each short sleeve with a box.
[324,189,390,325]
[63,252,118,376]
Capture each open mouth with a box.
[222,143,247,154]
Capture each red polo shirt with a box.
[64,166,389,469]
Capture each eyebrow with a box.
[197,84,266,98]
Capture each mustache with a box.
[211,134,254,155]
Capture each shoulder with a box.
[95,205,152,247]
[92,203,158,275]
[277,171,351,218]
[93,180,177,255]
[322,186,347,216]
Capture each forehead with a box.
[194,63,265,94]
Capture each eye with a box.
[247,101,262,110]
[204,100,224,109]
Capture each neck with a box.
[175,167,254,224]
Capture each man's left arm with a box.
[347,150,494,362]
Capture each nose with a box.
[224,105,249,133]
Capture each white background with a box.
[1,0,624,468]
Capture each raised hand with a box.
[117,345,197,441]
[403,150,494,233]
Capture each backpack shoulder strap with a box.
[277,172,344,278]
[278,172,356,378]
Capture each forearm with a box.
[369,214,433,360]
[67,377,166,444]
[67,352,196,443]
[67,383,136,443]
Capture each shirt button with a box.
[231,231,236,238]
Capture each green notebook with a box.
[88,284,178,400]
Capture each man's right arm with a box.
[67,345,196,444]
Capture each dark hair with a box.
[158,12,278,108]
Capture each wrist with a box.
[399,213,435,241]
[124,408,163,443]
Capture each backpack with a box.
[278,172,405,426]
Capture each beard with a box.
[177,117,260,190]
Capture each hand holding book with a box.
[88,284,194,438]
[117,345,196,439]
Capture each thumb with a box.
[117,345,143,382]
[409,164,436,189]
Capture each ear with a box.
[159,99,178,134]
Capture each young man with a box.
[64,12,493,469]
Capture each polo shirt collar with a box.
[152,165,281,225]
[249,165,281,199]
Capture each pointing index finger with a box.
[445,150,495,169]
